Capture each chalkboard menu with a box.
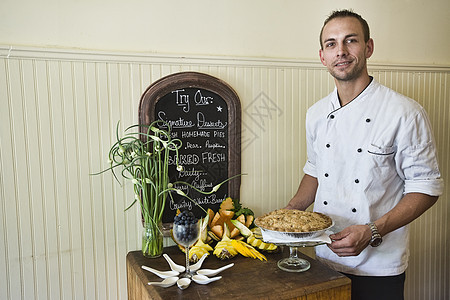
[139,72,241,224]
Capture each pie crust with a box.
[255,209,332,232]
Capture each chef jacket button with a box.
[324,173,329,177]
[324,201,328,205]
[355,179,360,183]
[326,144,330,148]
[330,114,335,119]
[366,118,371,123]
[357,148,362,152]
[352,208,357,213]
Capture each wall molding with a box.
[1,45,449,72]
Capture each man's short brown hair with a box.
[319,9,370,49]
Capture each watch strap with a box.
[366,222,382,247]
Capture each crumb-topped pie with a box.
[255,209,332,232]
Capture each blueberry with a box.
[173,210,199,244]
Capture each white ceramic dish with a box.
[163,254,185,273]
[189,253,208,272]
[192,274,222,285]
[176,278,191,290]
[147,277,178,287]
[196,263,234,277]
[141,266,179,278]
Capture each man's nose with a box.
[337,42,348,57]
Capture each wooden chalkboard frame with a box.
[139,71,242,218]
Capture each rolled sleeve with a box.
[404,178,444,196]
[303,160,317,178]
[397,109,444,196]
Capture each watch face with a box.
[371,237,382,247]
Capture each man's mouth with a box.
[335,61,352,67]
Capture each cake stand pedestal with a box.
[275,241,325,273]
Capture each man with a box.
[286,9,443,300]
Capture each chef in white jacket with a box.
[286,9,443,300]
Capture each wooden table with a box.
[127,246,351,300]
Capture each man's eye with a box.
[326,42,335,47]
[346,39,356,43]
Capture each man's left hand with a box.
[327,225,372,256]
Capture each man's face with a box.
[319,17,373,82]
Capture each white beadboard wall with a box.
[0,46,448,300]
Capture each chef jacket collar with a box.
[327,76,375,118]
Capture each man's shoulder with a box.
[308,90,335,113]
[372,81,424,112]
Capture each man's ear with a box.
[319,49,326,66]
[366,38,374,59]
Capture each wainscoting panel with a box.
[0,46,448,300]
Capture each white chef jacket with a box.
[303,78,444,276]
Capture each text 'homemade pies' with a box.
[255,209,332,232]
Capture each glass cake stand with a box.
[274,241,326,272]
[254,221,334,272]
[254,225,333,273]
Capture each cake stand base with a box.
[276,246,312,272]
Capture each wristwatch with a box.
[366,222,382,247]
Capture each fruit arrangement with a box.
[173,197,277,262]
